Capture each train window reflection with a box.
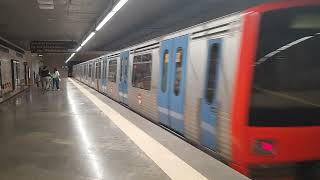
[206,43,219,104]
[132,54,152,90]
[88,64,92,78]
[250,6,320,127]
[102,61,107,79]
[108,60,117,82]
[161,50,169,93]
[174,48,183,96]
[83,65,84,77]
[95,62,101,79]
[120,58,124,81]
[85,64,88,78]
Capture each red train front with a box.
[231,0,320,179]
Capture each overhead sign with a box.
[30,41,77,53]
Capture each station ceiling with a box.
[0,0,276,61]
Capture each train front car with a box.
[232,0,320,179]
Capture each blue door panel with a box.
[119,51,129,104]
[200,39,222,150]
[158,39,174,126]
[157,35,188,135]
[168,35,188,135]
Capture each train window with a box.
[88,64,90,77]
[249,6,320,127]
[120,57,128,82]
[205,43,220,104]
[124,57,128,82]
[88,64,92,78]
[161,50,169,93]
[108,60,117,82]
[102,61,107,79]
[120,58,123,81]
[84,65,87,77]
[132,54,152,90]
[87,65,89,77]
[95,62,101,79]
[174,48,183,96]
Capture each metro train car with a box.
[0,39,29,103]
[73,0,320,179]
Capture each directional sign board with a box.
[30,41,77,53]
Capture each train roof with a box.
[75,11,242,66]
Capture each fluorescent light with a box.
[81,32,95,46]
[65,53,76,63]
[38,54,43,57]
[96,12,116,31]
[66,0,129,64]
[113,0,128,12]
[76,46,82,52]
[95,0,129,31]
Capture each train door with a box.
[158,35,189,135]
[102,59,108,93]
[93,62,96,87]
[89,63,94,86]
[85,64,88,82]
[87,64,90,84]
[200,39,222,150]
[84,65,87,82]
[24,62,28,86]
[119,51,129,104]
[11,60,19,91]
[95,61,101,91]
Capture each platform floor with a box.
[0,79,249,180]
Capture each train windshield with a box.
[249,6,320,127]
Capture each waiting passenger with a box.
[52,68,60,90]
[41,66,51,90]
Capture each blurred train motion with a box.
[73,0,320,179]
[0,39,30,102]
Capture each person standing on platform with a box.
[52,68,60,90]
[39,67,45,90]
[41,66,51,90]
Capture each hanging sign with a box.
[30,41,77,53]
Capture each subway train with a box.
[0,38,29,103]
[73,0,320,179]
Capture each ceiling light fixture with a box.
[81,32,96,47]
[65,53,76,63]
[65,31,95,63]
[95,0,129,31]
[76,46,82,52]
[66,0,129,63]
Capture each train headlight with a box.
[253,140,276,156]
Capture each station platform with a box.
[0,79,249,180]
